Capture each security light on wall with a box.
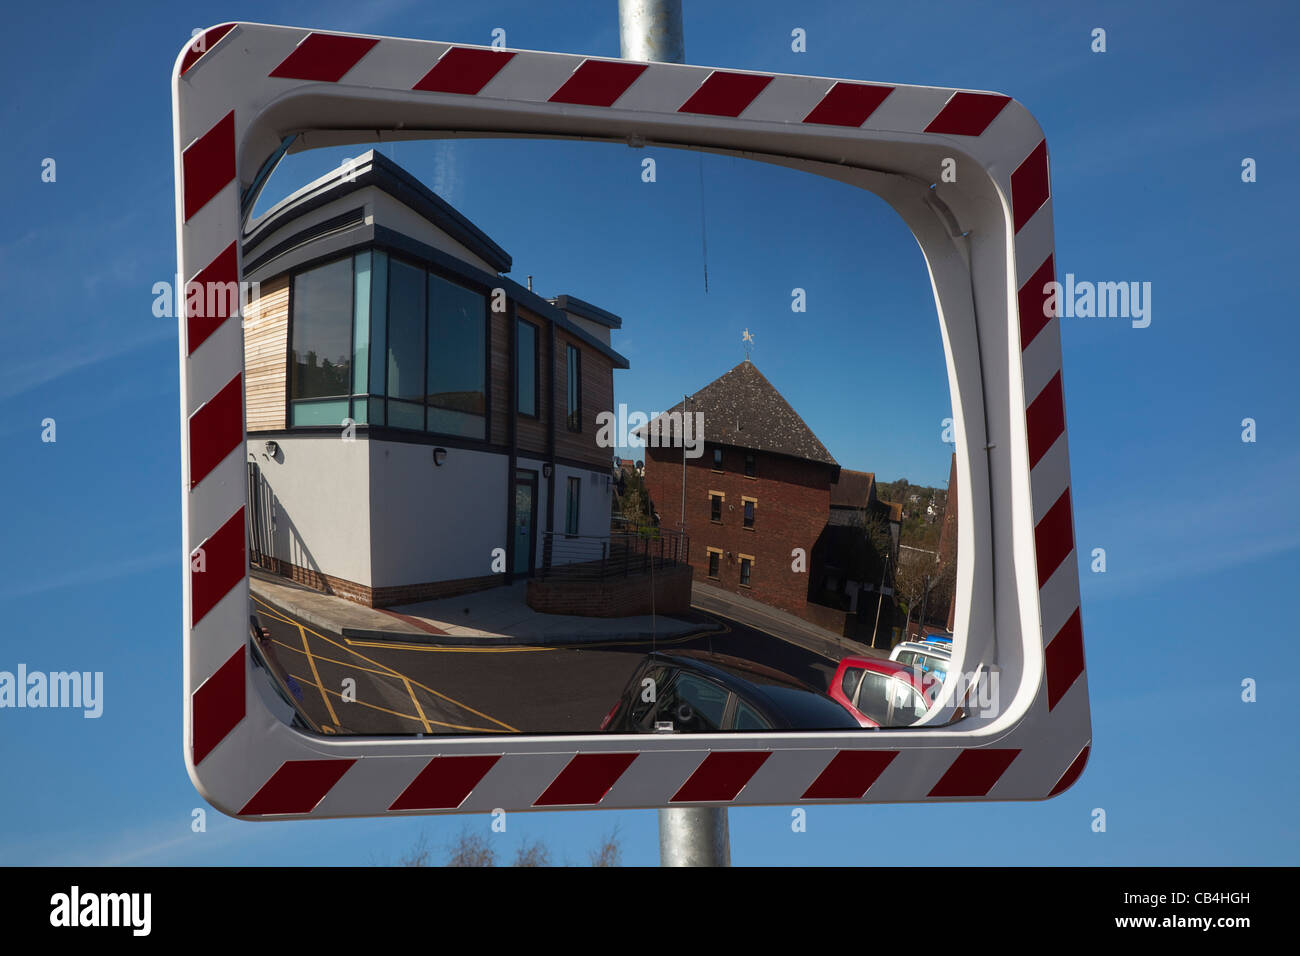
[263,440,278,458]
[432,447,447,467]
[542,463,553,479]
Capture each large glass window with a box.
[290,257,353,424]
[286,248,488,438]
[387,258,427,430]
[428,273,487,438]
[367,251,388,423]
[516,319,538,417]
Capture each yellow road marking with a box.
[252,594,518,732]
[287,672,509,733]
[292,619,339,729]
[403,676,432,733]
[344,627,712,654]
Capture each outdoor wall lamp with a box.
[432,447,447,467]
[263,440,278,458]
[542,463,553,479]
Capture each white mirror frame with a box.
[174,22,1089,818]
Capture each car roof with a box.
[838,656,935,700]
[648,651,861,729]
[895,641,952,657]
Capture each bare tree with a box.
[512,840,552,867]
[445,827,497,867]
[589,827,622,867]
[398,831,434,867]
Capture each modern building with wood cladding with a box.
[241,151,628,607]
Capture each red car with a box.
[829,657,939,728]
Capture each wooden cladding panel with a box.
[243,274,289,432]
[554,329,615,470]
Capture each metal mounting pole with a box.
[658,806,730,866]
[616,0,727,868]
[618,0,685,63]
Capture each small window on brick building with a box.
[712,447,723,471]
[744,453,756,478]
[707,551,720,579]
[710,494,722,522]
[743,499,755,529]
[739,557,752,587]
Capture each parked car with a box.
[829,657,938,728]
[890,639,952,681]
[600,650,863,733]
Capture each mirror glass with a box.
[239,136,960,737]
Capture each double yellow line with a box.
[251,595,517,734]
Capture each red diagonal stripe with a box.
[549,60,647,107]
[1048,744,1091,797]
[190,374,243,490]
[1018,254,1056,351]
[802,82,893,127]
[182,110,235,221]
[928,748,1020,797]
[1045,607,1085,711]
[191,646,244,766]
[534,753,638,806]
[924,91,1011,136]
[191,507,246,627]
[269,33,379,82]
[1011,139,1050,232]
[390,755,500,810]
[1026,371,1065,469]
[679,71,773,117]
[802,750,898,800]
[413,47,515,94]
[179,24,236,77]
[1034,488,1075,588]
[672,751,770,802]
[240,759,356,816]
[186,242,239,355]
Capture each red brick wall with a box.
[526,563,692,617]
[643,445,832,616]
[260,557,499,608]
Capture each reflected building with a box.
[241,151,628,607]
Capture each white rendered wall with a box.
[368,440,508,587]
[247,436,373,585]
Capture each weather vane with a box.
[742,327,754,360]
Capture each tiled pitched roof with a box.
[641,361,838,467]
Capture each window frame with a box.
[565,475,581,536]
[285,244,493,439]
[706,546,722,580]
[516,316,540,419]
[566,342,582,432]
[286,253,358,427]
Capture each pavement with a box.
[688,583,888,662]
[249,569,707,646]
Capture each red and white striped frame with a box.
[175,22,1089,819]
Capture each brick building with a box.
[640,360,839,618]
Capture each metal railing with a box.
[537,529,689,582]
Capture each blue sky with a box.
[0,0,1297,865]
